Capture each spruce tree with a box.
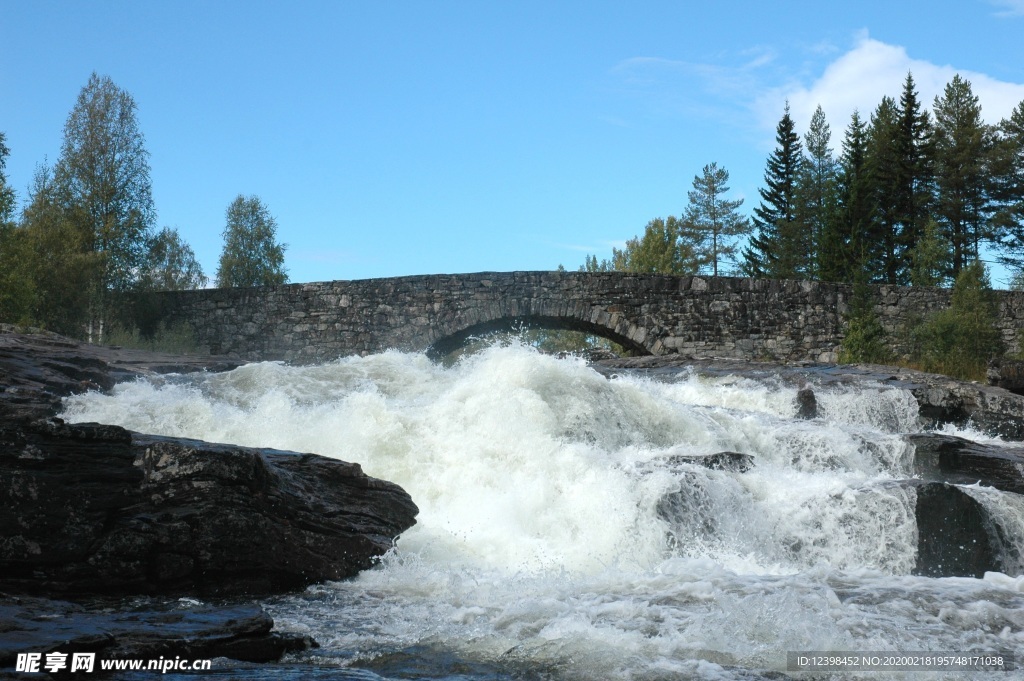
[992,101,1024,271]
[682,162,749,276]
[742,103,806,278]
[867,96,903,283]
[895,73,934,277]
[822,110,873,283]
[932,74,991,277]
[797,105,839,279]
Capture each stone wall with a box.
[151,272,1024,363]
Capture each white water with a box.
[61,344,1024,679]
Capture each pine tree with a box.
[822,110,873,283]
[742,103,806,278]
[682,162,749,276]
[932,74,992,277]
[867,96,903,283]
[796,106,839,279]
[894,73,934,276]
[216,195,288,287]
[992,101,1024,271]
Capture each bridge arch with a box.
[425,311,656,360]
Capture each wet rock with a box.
[795,386,817,419]
[664,451,755,473]
[907,480,1000,579]
[0,419,418,598]
[594,356,1024,440]
[906,433,1024,494]
[0,595,315,669]
[872,479,999,578]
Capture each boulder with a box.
[0,419,418,598]
[906,433,1024,494]
[0,595,314,668]
[663,451,755,473]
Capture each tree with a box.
[682,162,749,276]
[216,195,288,287]
[0,133,33,323]
[18,163,100,334]
[866,96,903,283]
[910,260,1002,380]
[932,75,992,277]
[0,132,14,225]
[992,101,1024,270]
[742,103,806,278]
[615,216,696,274]
[52,72,156,340]
[821,110,872,283]
[796,105,839,279]
[909,219,950,287]
[894,73,934,276]
[142,226,208,291]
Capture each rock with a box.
[663,451,755,473]
[795,386,817,419]
[908,480,1000,578]
[0,329,418,598]
[987,357,1024,396]
[594,355,1024,440]
[0,595,315,668]
[906,433,1024,494]
[0,419,418,598]
[870,479,1001,578]
[0,326,245,423]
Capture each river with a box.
[60,342,1024,680]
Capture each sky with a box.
[2,1,1023,286]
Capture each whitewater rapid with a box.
[61,343,1024,679]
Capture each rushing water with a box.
[61,343,1024,680]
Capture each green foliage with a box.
[53,72,156,337]
[838,276,892,364]
[216,195,288,287]
[0,132,15,225]
[993,101,1024,269]
[103,319,200,355]
[142,226,208,291]
[932,75,991,278]
[797,106,839,280]
[581,216,697,275]
[17,164,100,336]
[910,260,1003,380]
[682,162,749,276]
[866,96,903,283]
[909,219,949,287]
[742,103,808,278]
[895,73,935,277]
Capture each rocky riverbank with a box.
[0,327,418,670]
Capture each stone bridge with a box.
[153,271,1024,363]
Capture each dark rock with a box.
[988,357,1024,396]
[0,326,246,423]
[907,480,999,578]
[0,594,315,669]
[663,451,755,473]
[795,386,817,419]
[0,329,418,598]
[906,433,1024,494]
[0,419,418,598]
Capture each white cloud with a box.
[989,0,1024,17]
[760,32,1024,143]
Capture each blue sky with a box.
[2,1,1023,285]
